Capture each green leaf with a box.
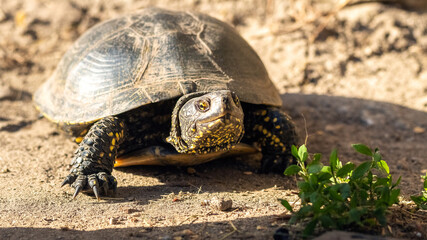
[389,189,400,205]
[367,171,373,185]
[309,191,320,203]
[300,192,310,205]
[352,144,373,156]
[280,144,402,232]
[319,215,335,229]
[329,149,338,171]
[350,192,358,208]
[411,196,427,210]
[284,165,301,176]
[309,174,318,188]
[410,196,422,204]
[291,145,299,159]
[321,166,331,174]
[298,205,313,216]
[318,172,333,182]
[339,183,351,199]
[359,189,369,203]
[379,186,390,205]
[298,145,308,162]
[351,161,372,180]
[311,193,324,212]
[336,163,355,178]
[392,176,401,189]
[374,177,389,187]
[377,160,389,175]
[336,159,343,170]
[298,181,311,192]
[328,187,343,201]
[307,163,323,174]
[349,207,365,224]
[302,152,308,162]
[313,153,322,163]
[279,199,293,212]
[303,219,318,237]
[374,206,387,226]
[373,151,382,163]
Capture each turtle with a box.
[34,7,298,200]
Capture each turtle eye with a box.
[196,99,210,112]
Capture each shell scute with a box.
[34,8,281,124]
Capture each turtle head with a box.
[167,90,244,154]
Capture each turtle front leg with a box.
[61,116,126,200]
[242,105,298,173]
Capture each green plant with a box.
[280,144,401,236]
[410,172,427,210]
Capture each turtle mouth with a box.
[199,112,237,124]
[193,113,244,141]
[199,113,241,130]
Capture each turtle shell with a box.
[34,7,282,124]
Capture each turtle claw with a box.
[73,185,83,199]
[62,172,117,200]
[88,174,101,201]
[92,185,100,201]
[99,175,110,195]
[61,174,77,187]
[61,180,68,188]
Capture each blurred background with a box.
[1,0,426,111]
[0,1,426,239]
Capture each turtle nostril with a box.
[222,96,230,105]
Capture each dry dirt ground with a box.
[0,0,426,239]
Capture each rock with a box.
[210,196,233,211]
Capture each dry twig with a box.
[219,220,240,240]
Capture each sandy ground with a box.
[0,0,426,239]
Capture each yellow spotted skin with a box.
[63,116,126,195]
[241,103,297,173]
[60,99,297,197]
[167,91,245,155]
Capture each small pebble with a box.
[211,196,233,211]
[413,126,425,133]
[109,217,119,225]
